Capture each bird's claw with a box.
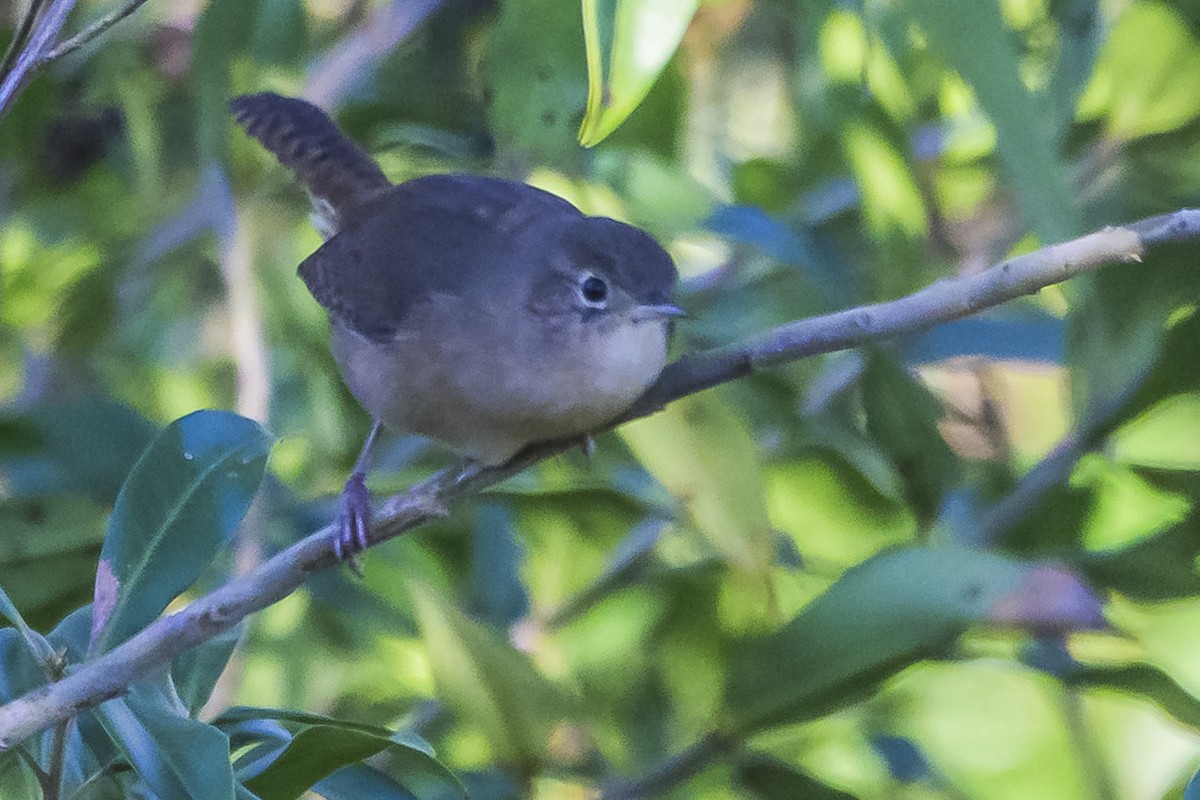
[335,471,372,575]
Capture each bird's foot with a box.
[334,470,372,576]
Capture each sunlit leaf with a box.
[621,392,775,586]
[0,495,106,629]
[1081,1,1200,140]
[906,0,1079,241]
[579,0,699,146]
[484,0,588,168]
[407,580,572,766]
[1079,508,1200,600]
[90,411,272,655]
[723,547,1104,733]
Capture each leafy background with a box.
[1,0,1200,798]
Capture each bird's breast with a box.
[329,305,669,464]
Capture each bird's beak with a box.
[633,303,687,322]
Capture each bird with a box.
[229,92,683,561]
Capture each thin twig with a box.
[0,210,1197,750]
[969,373,1146,547]
[37,0,152,66]
[599,732,734,800]
[0,0,75,117]
[45,719,71,800]
[0,0,48,82]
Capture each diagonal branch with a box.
[0,0,76,117]
[37,0,152,66]
[0,0,154,118]
[0,209,1197,749]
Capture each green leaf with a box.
[48,604,94,662]
[1082,1,1200,140]
[1078,509,1200,601]
[483,0,589,168]
[860,352,957,524]
[95,678,236,800]
[0,495,106,629]
[173,623,244,717]
[238,783,266,800]
[0,399,156,502]
[905,0,1079,241]
[0,583,56,669]
[0,750,41,799]
[1048,0,1102,137]
[216,708,461,799]
[579,0,699,146]
[408,580,572,766]
[0,628,46,704]
[735,752,857,800]
[313,764,420,800]
[1067,259,1200,427]
[249,0,307,66]
[1122,307,1200,426]
[90,411,272,655]
[243,726,422,800]
[620,391,775,583]
[723,547,1103,733]
[1069,663,1200,731]
[192,0,263,163]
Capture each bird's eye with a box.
[580,274,608,307]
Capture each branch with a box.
[37,0,151,66]
[0,210,1197,750]
[0,0,153,118]
[0,0,76,117]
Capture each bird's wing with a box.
[298,174,580,340]
[230,92,391,236]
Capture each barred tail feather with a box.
[230,92,391,233]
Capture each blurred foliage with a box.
[1,0,1200,798]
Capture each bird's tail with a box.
[230,92,391,235]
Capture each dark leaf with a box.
[95,678,236,800]
[861,351,957,523]
[735,752,857,799]
[1069,663,1200,731]
[1078,509,1200,600]
[90,411,272,655]
[0,399,155,502]
[173,623,244,717]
